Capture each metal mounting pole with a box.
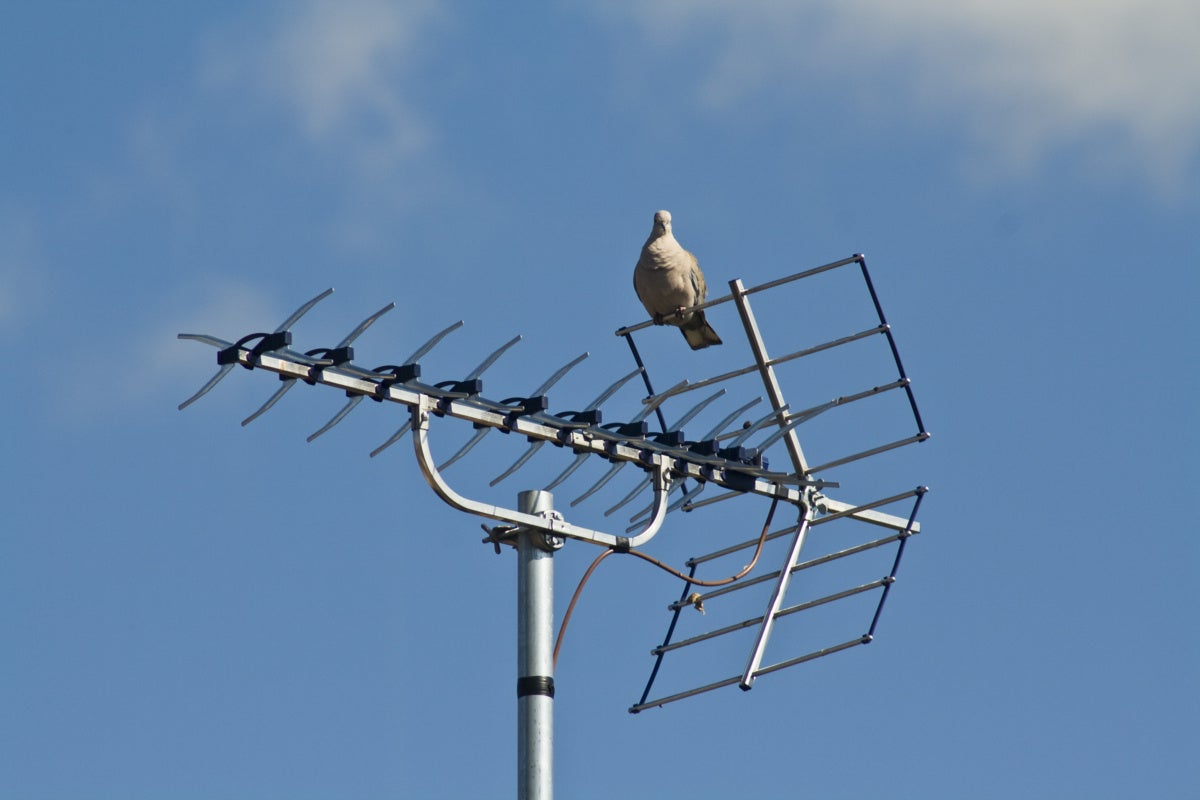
[516,490,562,800]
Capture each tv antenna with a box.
[178,253,929,799]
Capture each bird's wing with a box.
[633,255,652,310]
[686,250,707,305]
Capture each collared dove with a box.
[634,210,722,350]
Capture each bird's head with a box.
[651,209,673,236]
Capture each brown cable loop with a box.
[554,495,781,668]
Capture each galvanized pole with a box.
[516,490,561,800]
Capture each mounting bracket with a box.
[412,397,674,550]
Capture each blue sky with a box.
[3,1,1197,797]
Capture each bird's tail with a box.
[681,312,722,350]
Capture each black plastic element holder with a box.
[652,430,686,447]
[602,420,649,437]
[436,378,484,396]
[296,345,355,384]
[717,444,750,462]
[370,363,422,400]
[721,471,761,492]
[308,345,354,365]
[218,331,292,368]
[499,395,550,416]
[551,409,603,427]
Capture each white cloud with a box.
[204,0,440,172]
[158,285,282,378]
[607,0,1200,180]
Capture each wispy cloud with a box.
[160,284,282,377]
[604,0,1200,182]
[51,283,283,424]
[203,0,441,173]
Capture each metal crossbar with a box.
[180,334,817,547]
